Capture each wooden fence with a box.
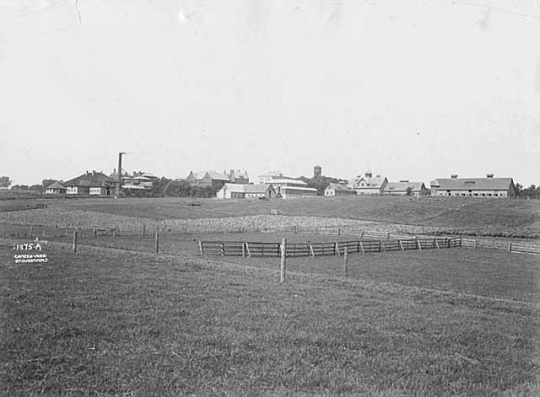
[461,238,540,255]
[198,237,462,258]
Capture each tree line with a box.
[3,174,540,199]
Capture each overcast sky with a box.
[1,0,539,186]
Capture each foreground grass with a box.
[1,243,539,396]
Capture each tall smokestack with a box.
[116,152,125,196]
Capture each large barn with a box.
[430,174,515,198]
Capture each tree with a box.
[42,179,59,190]
[405,186,413,196]
[0,176,12,188]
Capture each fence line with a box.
[198,237,462,258]
[1,221,539,255]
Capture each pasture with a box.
[1,197,540,396]
[4,195,539,237]
[1,244,539,397]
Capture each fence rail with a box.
[198,237,462,258]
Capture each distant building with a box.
[216,183,276,200]
[186,171,230,190]
[258,170,284,184]
[257,171,317,198]
[186,170,249,190]
[314,165,322,178]
[430,174,516,198]
[268,178,317,199]
[383,181,429,197]
[110,170,158,191]
[45,182,67,195]
[225,170,250,184]
[348,170,388,195]
[324,183,356,197]
[64,171,116,196]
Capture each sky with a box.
[1,0,539,186]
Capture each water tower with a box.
[314,165,322,178]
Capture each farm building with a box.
[324,183,357,197]
[258,170,284,184]
[226,170,250,184]
[430,174,516,198]
[186,171,230,190]
[348,170,388,195]
[45,182,67,195]
[64,171,116,196]
[267,178,317,199]
[186,170,248,190]
[110,170,158,191]
[216,183,276,199]
[383,181,429,197]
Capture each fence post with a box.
[343,246,348,277]
[93,229,97,239]
[309,244,315,257]
[113,229,117,237]
[508,242,512,253]
[338,228,341,236]
[155,233,160,254]
[143,225,146,237]
[435,238,440,249]
[474,239,477,249]
[415,236,422,250]
[387,231,390,240]
[242,242,246,258]
[72,231,78,254]
[280,238,287,283]
[198,241,203,256]
[359,240,365,253]
[335,242,340,256]
[399,239,404,251]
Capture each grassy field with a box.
[22,196,540,237]
[1,243,539,396]
[2,198,540,395]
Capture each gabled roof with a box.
[384,182,425,192]
[206,171,230,181]
[353,176,387,188]
[326,183,354,191]
[431,177,514,191]
[64,172,115,187]
[46,182,66,190]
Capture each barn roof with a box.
[431,177,514,191]
[64,172,115,187]
[384,182,425,192]
[326,183,354,191]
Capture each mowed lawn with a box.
[1,244,539,396]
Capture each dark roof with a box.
[326,183,353,191]
[64,172,116,187]
[431,177,514,191]
[384,182,425,192]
